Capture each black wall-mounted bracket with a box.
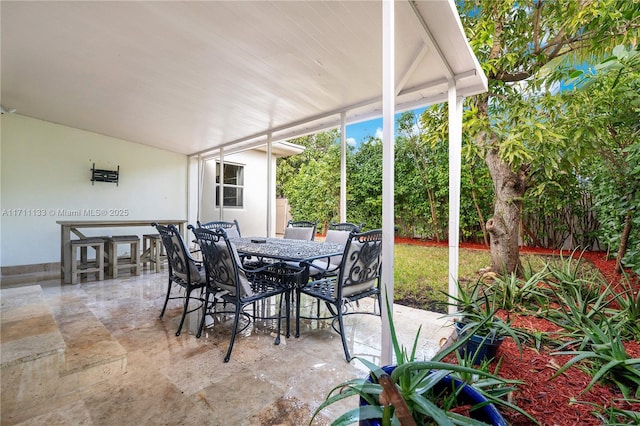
[91,163,119,186]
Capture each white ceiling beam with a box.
[395,41,428,96]
[408,0,454,80]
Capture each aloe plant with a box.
[609,275,640,341]
[487,266,549,313]
[582,398,640,424]
[446,279,524,356]
[551,317,640,399]
[542,271,617,351]
[311,296,537,425]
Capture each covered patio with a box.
[2,1,486,423]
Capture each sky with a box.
[345,107,427,148]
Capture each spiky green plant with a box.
[311,296,537,425]
[551,317,640,399]
[573,398,640,425]
[446,279,524,356]
[609,275,640,341]
[487,266,549,313]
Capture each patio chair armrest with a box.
[305,258,339,276]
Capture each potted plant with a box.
[448,279,522,365]
[311,297,534,426]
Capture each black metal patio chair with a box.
[308,222,363,278]
[190,225,298,362]
[153,222,206,336]
[296,228,383,361]
[197,219,241,239]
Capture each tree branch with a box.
[492,70,532,82]
[488,3,503,61]
[532,0,542,53]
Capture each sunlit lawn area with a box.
[393,243,548,313]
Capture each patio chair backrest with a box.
[338,229,382,298]
[197,219,241,239]
[284,220,317,241]
[191,227,253,297]
[154,223,202,283]
[325,222,363,246]
[328,222,363,232]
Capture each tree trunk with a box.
[426,187,441,242]
[484,148,528,275]
[469,171,489,246]
[615,211,632,274]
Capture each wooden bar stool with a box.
[104,235,140,278]
[142,234,165,272]
[70,238,105,284]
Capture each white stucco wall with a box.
[199,150,276,237]
[0,114,188,268]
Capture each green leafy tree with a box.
[396,111,448,242]
[459,0,639,274]
[276,130,340,197]
[414,105,495,245]
[460,145,494,245]
[348,137,383,229]
[562,46,640,274]
[277,130,346,230]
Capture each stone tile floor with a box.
[1,268,453,425]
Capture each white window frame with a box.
[215,161,244,208]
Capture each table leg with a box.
[61,225,71,283]
[285,289,291,338]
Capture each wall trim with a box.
[1,262,60,276]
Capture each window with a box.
[215,163,244,207]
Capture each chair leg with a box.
[160,279,172,318]
[108,242,117,278]
[71,245,79,285]
[154,240,162,272]
[295,289,302,338]
[96,244,104,281]
[274,295,283,346]
[176,288,192,336]
[224,304,243,362]
[196,288,210,338]
[285,290,291,338]
[337,307,352,362]
[132,241,140,276]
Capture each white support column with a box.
[448,82,463,314]
[381,0,395,366]
[188,154,200,228]
[340,112,347,223]
[219,147,224,220]
[266,133,273,237]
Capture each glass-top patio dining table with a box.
[231,237,344,337]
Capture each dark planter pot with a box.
[359,365,508,426]
[455,322,504,365]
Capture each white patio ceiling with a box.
[1,0,486,155]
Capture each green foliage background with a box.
[276,1,640,274]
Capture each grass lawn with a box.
[393,243,547,313]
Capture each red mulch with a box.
[395,237,640,425]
